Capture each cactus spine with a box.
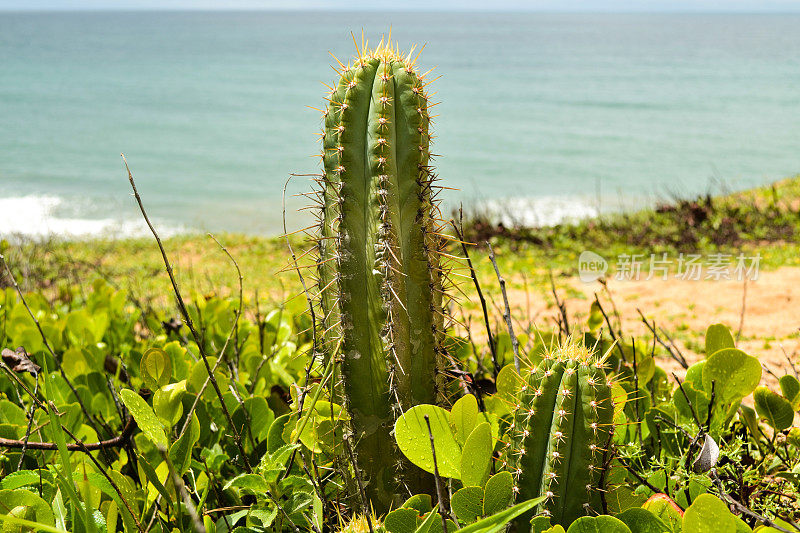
[314,38,447,510]
[504,343,616,528]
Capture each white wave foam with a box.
[478,196,601,227]
[0,195,182,239]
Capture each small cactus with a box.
[311,36,449,510]
[503,341,616,528]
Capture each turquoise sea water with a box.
[1,11,799,236]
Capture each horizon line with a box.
[3,7,800,13]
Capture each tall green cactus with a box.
[313,39,447,510]
[503,342,616,529]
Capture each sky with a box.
[2,0,800,11]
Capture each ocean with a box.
[1,11,799,237]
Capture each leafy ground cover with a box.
[4,176,800,368]
[0,262,798,531]
[1,177,799,531]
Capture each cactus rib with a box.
[314,38,446,510]
[504,342,616,528]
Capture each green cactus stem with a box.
[503,342,616,529]
[313,38,448,511]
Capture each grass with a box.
[3,175,800,314]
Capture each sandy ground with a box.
[499,267,800,381]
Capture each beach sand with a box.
[502,267,800,383]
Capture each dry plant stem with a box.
[204,234,252,442]
[595,294,626,364]
[179,355,226,441]
[638,309,689,369]
[161,450,206,533]
[59,415,145,533]
[343,435,374,533]
[0,254,112,459]
[200,457,233,533]
[122,155,251,472]
[0,364,143,530]
[0,365,132,449]
[671,373,706,473]
[486,242,520,372]
[705,380,716,433]
[283,176,319,416]
[616,456,671,501]
[598,430,614,515]
[632,338,642,445]
[737,278,748,343]
[16,378,38,470]
[281,176,321,480]
[549,271,570,336]
[425,414,449,533]
[0,413,135,451]
[203,506,251,515]
[781,344,799,379]
[284,176,319,383]
[709,471,797,533]
[452,218,498,375]
[672,373,703,430]
[299,450,327,515]
[599,279,623,331]
[658,326,688,368]
[266,490,303,533]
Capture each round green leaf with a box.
[739,405,761,439]
[754,386,794,431]
[267,413,291,454]
[611,382,628,418]
[140,347,172,390]
[482,471,513,516]
[188,356,228,396]
[683,494,736,533]
[153,380,186,427]
[394,405,461,479]
[232,397,274,442]
[702,348,761,403]
[401,494,432,514]
[617,508,670,533]
[384,508,419,533]
[450,394,479,446]
[0,401,26,427]
[461,422,493,488]
[642,494,684,532]
[588,301,604,331]
[685,361,706,391]
[120,389,168,449]
[734,517,753,533]
[636,355,656,386]
[496,364,522,400]
[705,324,735,357]
[0,489,55,527]
[452,486,484,523]
[567,515,632,533]
[460,498,544,533]
[779,375,800,409]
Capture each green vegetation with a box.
[1,39,799,533]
